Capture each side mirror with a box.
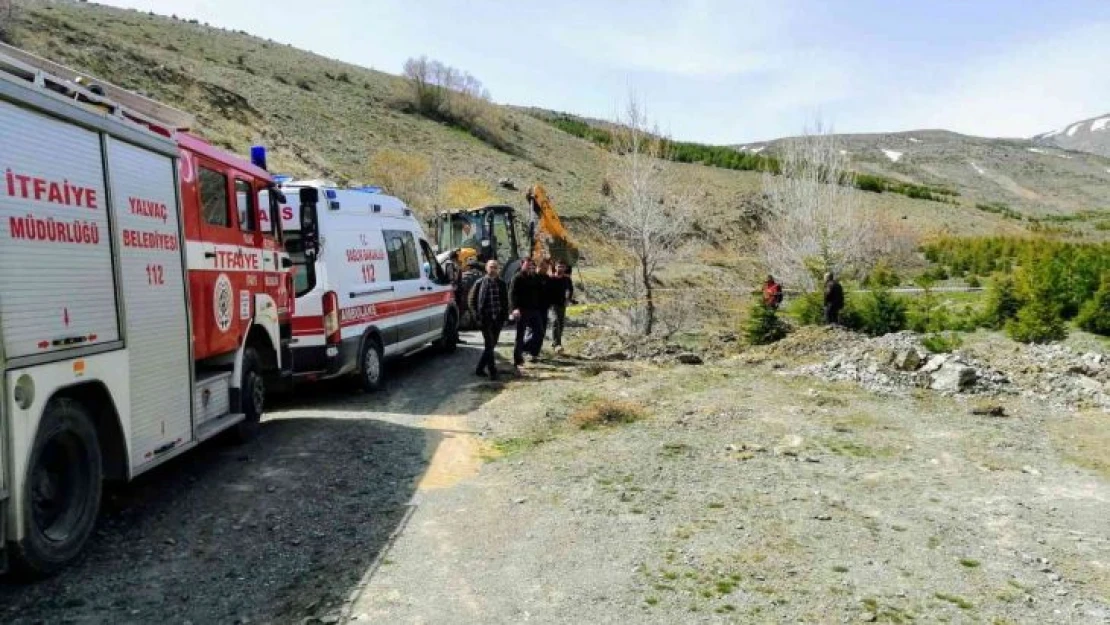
[299,187,320,257]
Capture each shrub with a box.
[966,274,981,288]
[982,274,1022,329]
[569,400,647,429]
[1077,274,1110,336]
[922,332,963,354]
[1006,300,1067,343]
[864,260,901,288]
[787,291,825,326]
[846,289,907,336]
[744,300,788,345]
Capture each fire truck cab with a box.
[0,43,292,576]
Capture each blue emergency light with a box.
[250,145,268,171]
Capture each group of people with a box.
[467,257,575,380]
[762,272,844,324]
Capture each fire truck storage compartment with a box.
[105,137,193,470]
[0,93,196,473]
[193,371,232,427]
[0,98,121,359]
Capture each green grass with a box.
[934,592,974,609]
[482,435,548,460]
[959,558,981,568]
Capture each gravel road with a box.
[0,333,497,625]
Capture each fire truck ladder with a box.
[0,41,194,135]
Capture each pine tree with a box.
[745,300,787,345]
[1077,274,1110,336]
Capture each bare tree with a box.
[605,96,696,336]
[760,121,876,291]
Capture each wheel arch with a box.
[53,381,128,482]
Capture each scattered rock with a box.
[1022,466,1041,476]
[860,612,877,622]
[814,514,832,521]
[970,402,1006,417]
[514,497,527,504]
[893,349,923,371]
[676,353,703,365]
[930,362,977,392]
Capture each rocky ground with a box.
[3,327,1108,624]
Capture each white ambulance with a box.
[271,181,458,390]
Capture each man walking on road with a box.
[546,260,575,351]
[469,259,508,380]
[510,257,545,367]
[823,272,844,325]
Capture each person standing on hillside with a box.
[510,257,545,367]
[545,260,575,351]
[823,272,844,325]
[469,259,508,380]
[762,275,783,309]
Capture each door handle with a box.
[204,252,216,259]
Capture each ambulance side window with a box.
[384,230,420,281]
[235,179,256,232]
[199,167,230,228]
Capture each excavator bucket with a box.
[526,184,579,267]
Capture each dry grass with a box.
[1050,410,1110,478]
[569,399,647,429]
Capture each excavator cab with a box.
[434,205,523,329]
[433,184,577,330]
[435,205,522,273]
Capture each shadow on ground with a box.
[0,410,435,624]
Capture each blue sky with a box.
[99,0,1110,144]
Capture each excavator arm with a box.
[525,184,579,267]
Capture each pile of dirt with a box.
[578,330,736,365]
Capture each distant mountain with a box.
[735,130,1110,218]
[1034,113,1110,158]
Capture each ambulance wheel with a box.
[12,398,102,578]
[233,348,264,443]
[358,335,385,393]
[434,310,459,353]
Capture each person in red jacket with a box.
[762,275,783,309]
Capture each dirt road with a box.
[4,332,1109,624]
[0,333,497,625]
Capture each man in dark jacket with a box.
[823,272,844,325]
[545,260,575,351]
[509,257,545,366]
[468,259,509,379]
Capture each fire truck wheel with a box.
[233,348,265,442]
[358,335,385,393]
[434,310,459,353]
[12,397,103,578]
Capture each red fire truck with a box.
[0,43,299,576]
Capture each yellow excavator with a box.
[433,184,578,328]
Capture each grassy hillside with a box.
[4,0,759,227]
[5,0,1100,249]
